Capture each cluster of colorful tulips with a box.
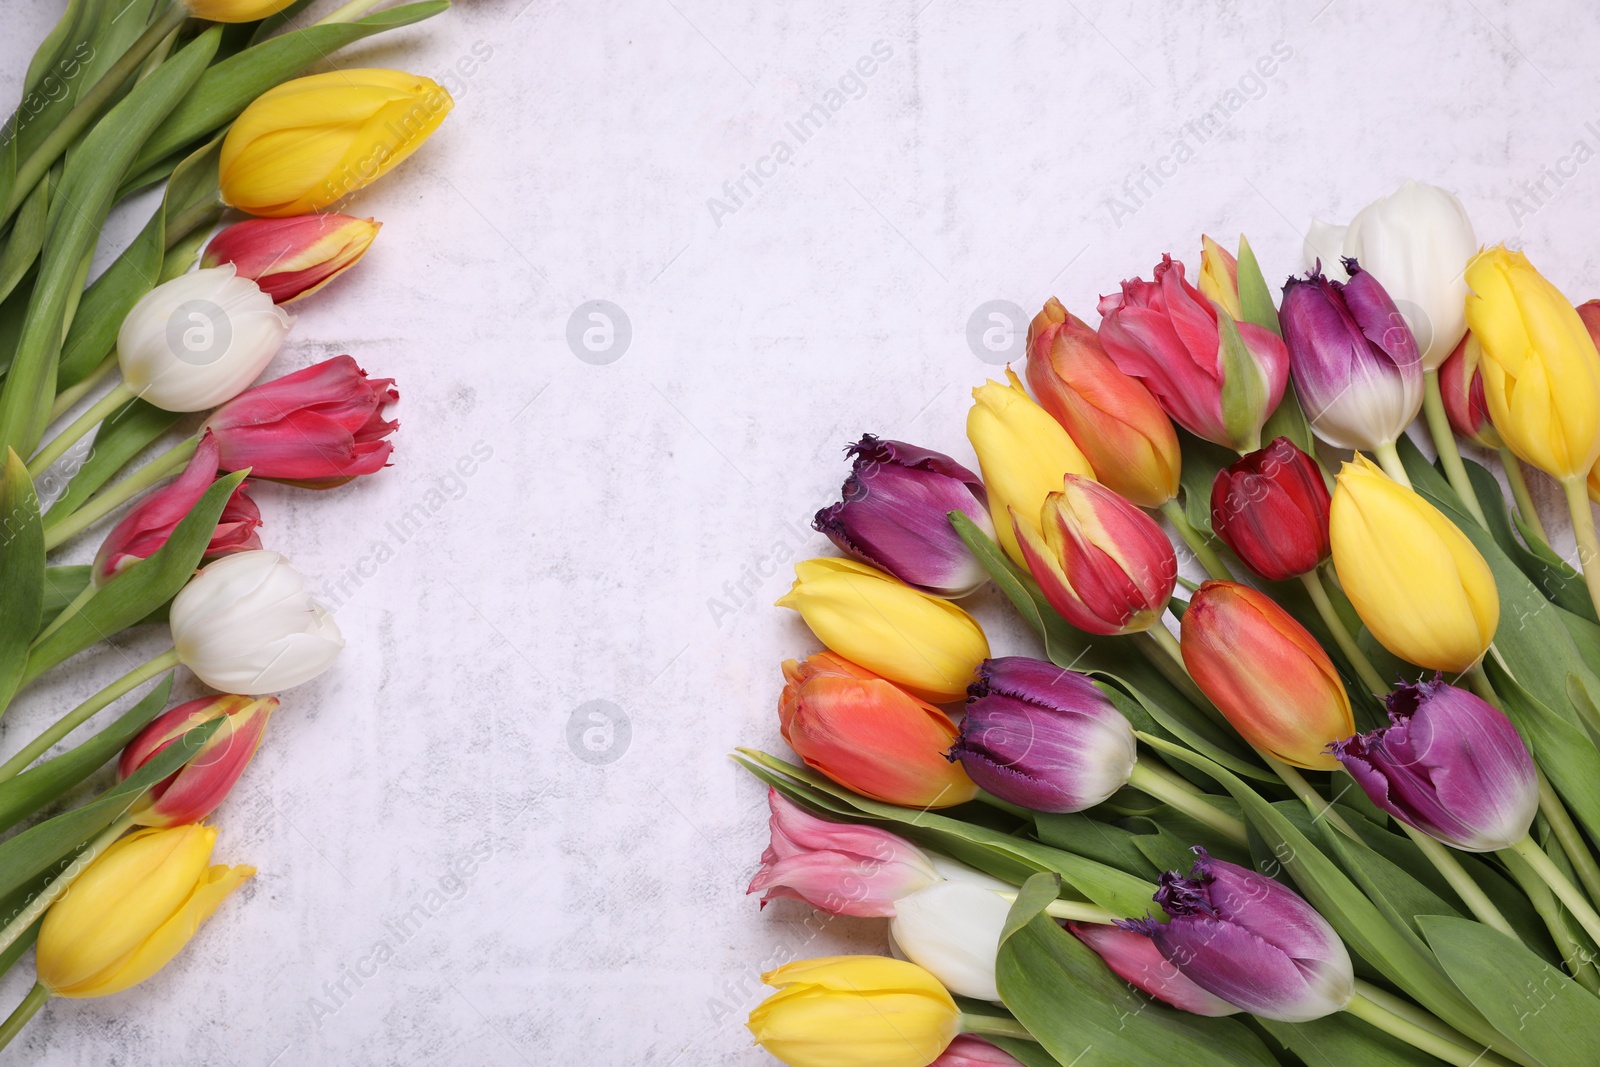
[0,0,449,1050]
[739,180,1600,1067]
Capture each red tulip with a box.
[202,214,380,304]
[118,694,277,826]
[1437,334,1498,448]
[1210,437,1330,582]
[203,355,397,488]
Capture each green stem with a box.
[0,983,49,1054]
[34,582,99,646]
[0,4,188,224]
[988,891,1118,925]
[1397,822,1518,940]
[1158,500,1232,581]
[0,811,138,960]
[314,0,391,23]
[0,649,179,782]
[1563,476,1600,621]
[43,434,198,549]
[1422,370,1489,528]
[1298,570,1389,697]
[1344,992,1508,1067]
[1136,624,1228,730]
[957,1013,1036,1041]
[1502,844,1600,993]
[1501,448,1550,545]
[974,790,1032,822]
[1127,762,1248,846]
[1507,835,1600,949]
[1351,980,1501,1058]
[1371,440,1413,488]
[1267,756,1358,838]
[28,382,134,477]
[50,354,118,422]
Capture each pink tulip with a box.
[202,214,381,304]
[932,1035,1027,1065]
[1068,922,1241,1016]
[118,694,277,826]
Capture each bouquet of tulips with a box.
[739,181,1600,1067]
[0,0,450,1051]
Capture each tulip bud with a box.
[1573,302,1600,504]
[117,265,293,412]
[777,558,989,703]
[1209,437,1330,582]
[204,356,398,488]
[201,214,381,304]
[1025,298,1180,508]
[93,433,262,585]
[948,657,1136,812]
[813,436,993,598]
[932,1035,1026,1067]
[185,0,297,19]
[1280,260,1424,451]
[1121,848,1354,1023]
[1329,678,1537,852]
[1438,333,1500,448]
[1066,922,1241,1016]
[1180,581,1354,770]
[221,70,452,217]
[779,652,978,808]
[171,550,344,694]
[1465,246,1600,482]
[1330,455,1499,672]
[889,880,1009,1001]
[966,368,1095,565]
[1196,235,1243,321]
[748,956,961,1067]
[118,695,277,827]
[1013,475,1176,636]
[37,824,253,998]
[1097,253,1289,453]
[747,788,939,916]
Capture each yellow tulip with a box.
[777,558,989,703]
[185,0,297,19]
[220,70,453,217]
[37,825,253,999]
[966,368,1094,565]
[748,956,959,1067]
[1329,455,1498,672]
[1464,246,1600,482]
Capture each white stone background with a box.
[2,0,1598,1063]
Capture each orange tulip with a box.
[779,652,977,808]
[1180,582,1354,770]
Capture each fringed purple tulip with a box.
[946,657,1136,813]
[1067,922,1241,1016]
[814,435,994,598]
[1120,848,1354,1022]
[746,788,939,916]
[1328,678,1538,852]
[1280,258,1424,451]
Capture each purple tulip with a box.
[1120,848,1354,1022]
[945,657,1136,813]
[1328,678,1538,852]
[1280,258,1423,451]
[1067,921,1241,1016]
[813,435,994,598]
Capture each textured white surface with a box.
[2,0,1598,1063]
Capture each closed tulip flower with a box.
[1121,848,1354,1023]
[1013,475,1176,636]
[118,266,292,412]
[185,0,296,20]
[1209,437,1330,582]
[1572,301,1600,504]
[932,1036,1026,1067]
[813,436,993,598]
[1438,335,1499,447]
[779,652,978,808]
[1330,455,1498,672]
[220,69,452,217]
[204,355,398,488]
[93,433,262,585]
[948,657,1136,813]
[1066,922,1241,1017]
[777,558,989,703]
[1196,235,1243,321]
[748,956,961,1067]
[1280,260,1424,452]
[1097,253,1289,453]
[37,824,253,998]
[890,880,1009,1001]
[1329,679,1537,852]
[202,214,381,304]
[1181,582,1354,770]
[1025,298,1180,508]
[118,695,277,828]
[1465,247,1600,482]
[966,369,1094,565]
[747,789,939,916]
[170,550,344,694]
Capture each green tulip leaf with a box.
[0,451,45,714]
[1255,1012,1456,1067]
[42,402,181,526]
[41,565,90,628]
[1174,428,1237,536]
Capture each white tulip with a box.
[118,265,293,412]
[889,880,1009,1001]
[171,551,343,694]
